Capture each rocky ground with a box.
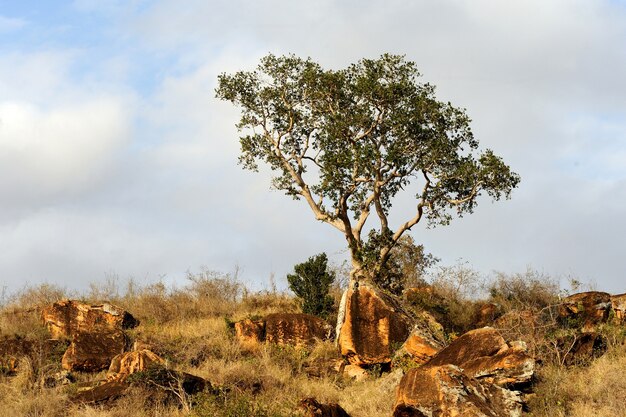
[0,275,625,416]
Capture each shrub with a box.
[287,253,335,319]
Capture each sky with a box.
[0,0,625,294]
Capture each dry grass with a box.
[1,270,625,416]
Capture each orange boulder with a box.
[337,284,413,366]
[107,349,166,382]
[42,300,139,339]
[394,364,523,417]
[62,330,127,372]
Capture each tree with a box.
[286,253,335,319]
[216,54,520,286]
[375,235,439,295]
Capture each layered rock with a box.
[337,284,413,366]
[558,291,612,329]
[234,313,332,349]
[393,364,523,417]
[62,330,127,372]
[611,293,626,324]
[42,300,139,339]
[69,380,129,404]
[107,349,166,382]
[299,397,351,417]
[265,313,333,347]
[426,327,534,388]
[393,311,446,367]
[427,327,508,367]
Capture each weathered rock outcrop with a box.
[337,284,413,366]
[299,397,351,417]
[234,313,332,349]
[611,293,626,324]
[62,330,127,372]
[265,313,333,347]
[69,381,129,404]
[42,300,139,339]
[428,327,508,367]
[559,291,612,329]
[107,349,166,382]
[426,327,534,388]
[393,364,523,417]
[393,311,446,367]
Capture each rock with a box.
[234,318,265,350]
[129,366,210,395]
[426,327,534,388]
[0,336,67,375]
[0,336,36,375]
[234,313,332,349]
[393,311,445,367]
[69,381,129,404]
[337,284,413,366]
[460,345,534,387]
[265,313,333,347]
[299,397,351,417]
[393,364,523,417]
[427,327,508,367]
[107,349,166,382]
[611,293,626,324]
[558,332,608,366]
[62,330,127,372]
[559,291,612,329]
[42,300,139,339]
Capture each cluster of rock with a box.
[1,300,210,405]
[231,284,536,417]
[3,287,624,416]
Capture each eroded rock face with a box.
[265,313,332,347]
[611,293,626,324]
[426,327,534,388]
[234,318,265,350]
[234,313,332,349]
[107,349,166,382]
[428,328,508,367]
[42,300,139,339]
[460,345,534,387]
[338,284,413,366]
[393,311,445,368]
[299,397,351,417]
[62,330,127,372]
[69,381,129,404]
[393,364,523,417]
[559,292,612,329]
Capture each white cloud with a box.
[0,99,130,201]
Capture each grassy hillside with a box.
[0,269,624,417]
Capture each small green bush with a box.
[287,253,335,319]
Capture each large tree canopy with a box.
[216,54,520,284]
